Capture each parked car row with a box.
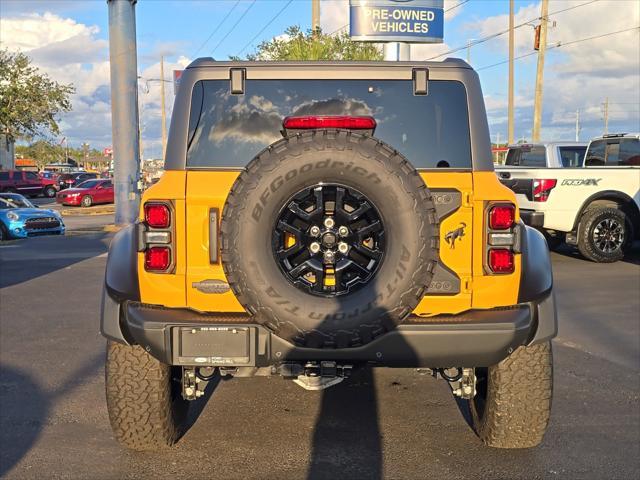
[496,133,640,262]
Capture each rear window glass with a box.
[187,79,472,169]
[558,146,586,167]
[505,146,546,167]
[586,138,640,166]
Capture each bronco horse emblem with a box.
[444,222,467,249]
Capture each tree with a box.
[236,26,383,61]
[0,49,75,141]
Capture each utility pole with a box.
[532,0,549,142]
[508,0,515,144]
[160,55,167,160]
[107,0,141,225]
[575,109,580,142]
[602,97,609,134]
[312,0,320,34]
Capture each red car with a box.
[0,169,59,198]
[56,179,114,207]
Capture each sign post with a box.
[350,0,444,60]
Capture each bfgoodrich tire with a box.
[105,341,188,450]
[469,342,553,448]
[221,130,438,348]
[577,207,631,263]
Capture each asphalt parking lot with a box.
[0,228,639,479]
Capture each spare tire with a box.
[221,130,438,348]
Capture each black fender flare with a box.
[518,224,557,344]
[572,190,640,232]
[100,224,140,344]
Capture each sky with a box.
[1,0,639,157]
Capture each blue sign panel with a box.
[349,0,444,43]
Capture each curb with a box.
[66,224,121,235]
[61,206,115,216]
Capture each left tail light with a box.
[485,203,518,275]
[140,201,174,273]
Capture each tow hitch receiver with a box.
[279,361,353,391]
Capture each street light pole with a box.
[532,0,549,142]
[508,0,515,144]
[107,0,141,225]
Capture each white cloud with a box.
[467,0,640,140]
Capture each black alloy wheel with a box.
[272,184,385,297]
[592,216,625,255]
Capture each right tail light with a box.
[486,203,517,274]
[532,179,557,202]
[141,201,174,273]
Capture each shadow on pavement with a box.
[550,241,640,265]
[0,352,104,477]
[0,233,110,288]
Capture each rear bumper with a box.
[520,209,545,228]
[101,293,556,368]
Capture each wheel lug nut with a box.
[324,217,335,229]
[310,226,321,236]
[338,242,349,254]
[323,250,335,264]
[338,226,349,237]
[309,242,321,254]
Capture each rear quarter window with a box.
[505,146,546,167]
[187,79,472,169]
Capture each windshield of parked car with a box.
[0,195,36,209]
[187,79,472,169]
[75,180,101,189]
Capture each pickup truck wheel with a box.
[105,341,188,450]
[469,342,553,448]
[577,207,629,263]
[221,130,438,348]
[44,186,56,198]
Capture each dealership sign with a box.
[349,0,444,43]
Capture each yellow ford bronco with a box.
[101,60,556,451]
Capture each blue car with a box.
[0,193,65,241]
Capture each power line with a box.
[192,0,241,58]
[211,0,257,57]
[476,26,640,71]
[425,0,600,60]
[446,0,470,14]
[237,0,294,56]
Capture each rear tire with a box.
[81,195,93,207]
[577,207,629,263]
[105,341,189,451]
[469,342,553,448]
[44,186,56,198]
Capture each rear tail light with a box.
[283,115,377,131]
[142,201,173,273]
[489,204,515,230]
[145,246,171,271]
[485,202,518,275]
[145,203,171,228]
[488,249,515,273]
[532,179,557,202]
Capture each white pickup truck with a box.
[496,134,640,262]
